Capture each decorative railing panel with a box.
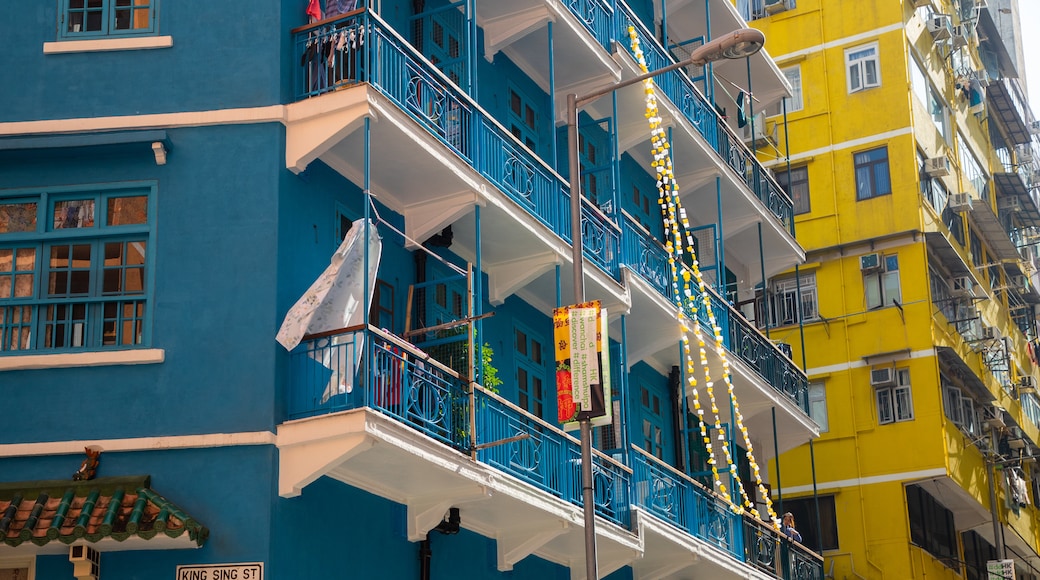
[782,540,826,580]
[566,0,615,51]
[473,388,631,528]
[621,214,670,297]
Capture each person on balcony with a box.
[781,512,802,543]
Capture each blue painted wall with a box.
[0,1,319,122]
[0,123,283,440]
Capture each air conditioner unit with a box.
[912,0,933,7]
[1030,120,1040,135]
[860,252,882,272]
[952,275,976,298]
[951,23,974,48]
[1021,375,1037,389]
[928,15,953,41]
[870,367,896,386]
[981,325,999,340]
[1012,274,1026,289]
[69,545,99,580]
[925,155,951,177]
[743,112,771,144]
[949,192,974,212]
[1017,145,1034,164]
[1000,196,1023,212]
[764,0,790,14]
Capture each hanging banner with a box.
[987,559,1015,580]
[553,301,612,430]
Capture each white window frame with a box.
[877,369,913,424]
[845,42,880,93]
[768,273,819,326]
[809,381,828,431]
[864,254,901,310]
[943,382,978,436]
[782,66,803,113]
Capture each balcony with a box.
[287,10,624,316]
[278,325,823,579]
[986,78,1035,146]
[590,4,801,288]
[620,214,817,456]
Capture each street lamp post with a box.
[565,27,765,579]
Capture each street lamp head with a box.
[688,28,766,66]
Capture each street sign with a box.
[176,563,264,580]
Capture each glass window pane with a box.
[54,200,95,229]
[0,277,9,298]
[14,274,33,297]
[0,202,38,234]
[107,196,148,225]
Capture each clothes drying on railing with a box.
[326,0,360,17]
[301,22,367,93]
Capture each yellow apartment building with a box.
[747,0,1040,577]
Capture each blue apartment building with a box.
[0,0,820,578]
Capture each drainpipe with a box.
[669,365,684,471]
[418,508,461,580]
[988,426,1006,558]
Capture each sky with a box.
[1021,1,1039,115]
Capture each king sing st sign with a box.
[176,563,263,580]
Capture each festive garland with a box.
[627,26,780,530]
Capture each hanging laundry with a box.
[736,91,748,129]
[306,0,323,22]
[327,0,360,17]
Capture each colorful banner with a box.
[553,301,612,429]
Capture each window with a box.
[0,185,153,353]
[864,254,900,309]
[508,87,541,154]
[766,273,819,326]
[59,0,156,39]
[942,379,977,436]
[808,381,828,431]
[910,57,948,140]
[906,484,958,567]
[515,325,546,419]
[781,495,838,551]
[961,530,997,580]
[781,66,803,113]
[877,369,913,424]
[845,43,880,93]
[957,132,988,200]
[776,166,810,214]
[854,147,891,200]
[370,279,395,332]
[640,385,665,459]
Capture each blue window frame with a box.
[0,184,155,353]
[59,0,157,40]
[854,146,891,200]
[515,324,546,419]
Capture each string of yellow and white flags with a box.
[626,26,781,530]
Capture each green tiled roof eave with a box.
[0,475,208,549]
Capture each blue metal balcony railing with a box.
[287,326,820,578]
[287,325,631,528]
[631,447,824,580]
[565,0,616,52]
[292,10,621,281]
[620,214,810,413]
[474,388,631,527]
[612,3,795,234]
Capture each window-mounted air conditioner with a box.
[860,252,882,272]
[871,367,896,387]
[911,0,933,7]
[999,196,1023,212]
[951,24,974,48]
[952,275,976,298]
[1017,145,1034,165]
[924,155,951,177]
[1012,274,1027,289]
[949,192,973,212]
[928,15,953,41]
[981,325,998,340]
[743,112,771,143]
[765,0,791,14]
[1030,120,1040,135]
[1021,375,1037,390]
